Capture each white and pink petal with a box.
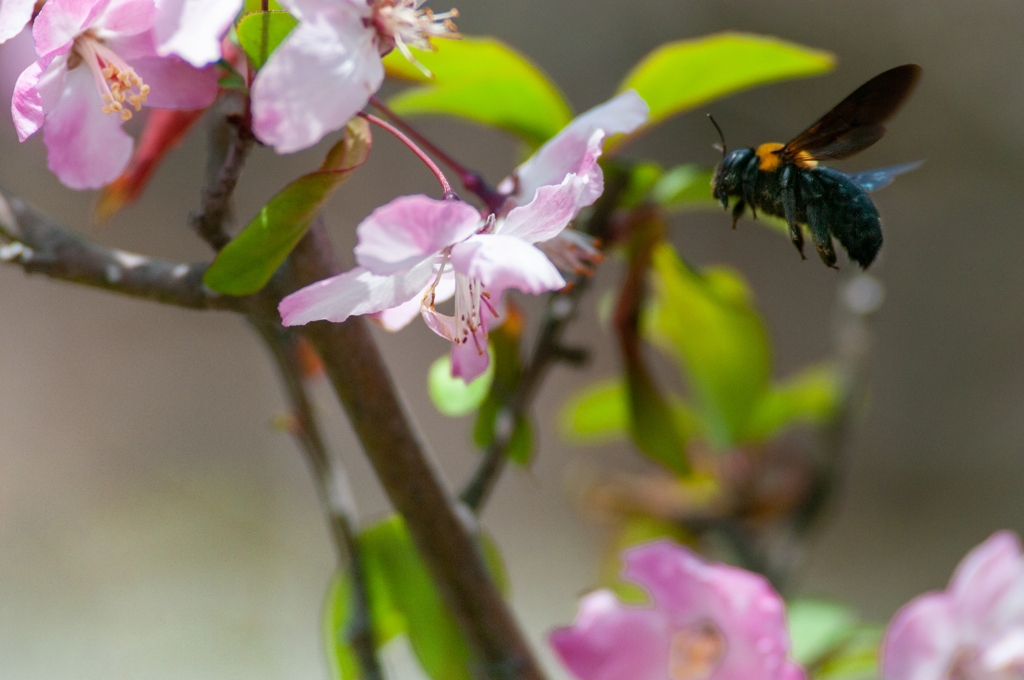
[279,259,434,327]
[510,90,649,205]
[0,0,33,44]
[550,589,673,680]
[355,195,481,275]
[251,6,382,154]
[42,65,133,188]
[154,0,241,67]
[449,234,565,297]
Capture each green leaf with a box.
[243,0,283,11]
[236,10,298,71]
[383,36,573,147]
[360,517,472,680]
[560,379,702,446]
[816,627,883,680]
[204,117,372,295]
[625,362,689,474]
[620,162,664,209]
[358,516,508,680]
[652,164,716,210]
[322,573,361,680]
[428,349,495,417]
[645,243,771,448]
[559,379,631,444]
[747,364,844,442]
[787,599,858,667]
[617,32,834,134]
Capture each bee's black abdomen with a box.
[808,167,883,268]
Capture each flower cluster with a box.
[279,90,649,381]
[550,540,805,680]
[251,0,461,154]
[10,0,229,188]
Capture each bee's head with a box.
[711,148,752,207]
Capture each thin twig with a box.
[249,316,382,680]
[191,96,254,251]
[0,189,249,312]
[285,222,546,680]
[459,163,632,513]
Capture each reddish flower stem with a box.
[359,112,455,197]
[368,97,507,213]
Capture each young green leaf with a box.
[236,10,298,71]
[615,32,834,141]
[787,599,859,667]
[644,244,771,449]
[559,379,631,444]
[746,364,844,442]
[816,627,883,680]
[652,164,716,210]
[357,516,508,680]
[322,573,362,680]
[428,349,495,417]
[383,36,573,147]
[204,117,372,296]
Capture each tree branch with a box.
[0,189,249,312]
[191,96,254,251]
[249,317,382,680]
[284,223,546,680]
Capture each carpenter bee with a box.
[710,64,922,269]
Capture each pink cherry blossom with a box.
[550,540,805,680]
[0,0,33,45]
[251,0,459,154]
[154,0,243,68]
[882,531,1024,680]
[11,0,220,189]
[278,90,648,381]
[279,193,566,381]
[501,89,649,274]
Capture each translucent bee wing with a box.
[848,160,924,192]
[780,64,922,161]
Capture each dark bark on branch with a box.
[191,97,254,251]
[0,190,248,312]
[285,224,545,680]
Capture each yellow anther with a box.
[120,109,132,121]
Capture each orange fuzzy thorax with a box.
[755,142,819,172]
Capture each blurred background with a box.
[1,0,1022,677]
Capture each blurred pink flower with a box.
[550,540,805,680]
[11,0,220,189]
[251,0,459,154]
[278,91,648,381]
[882,531,1024,680]
[0,0,33,44]
[154,0,243,68]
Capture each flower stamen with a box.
[372,0,460,78]
[73,33,149,121]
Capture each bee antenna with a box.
[707,114,727,158]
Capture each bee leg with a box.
[731,200,745,229]
[781,166,805,259]
[742,155,759,219]
[807,202,839,269]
